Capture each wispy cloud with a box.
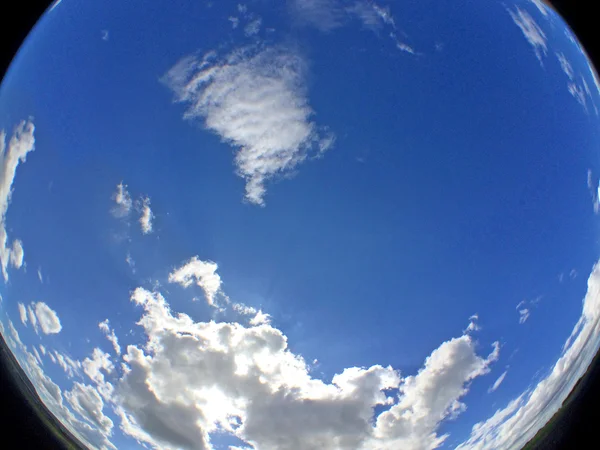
[136,197,153,235]
[528,0,549,17]
[518,308,530,324]
[99,319,121,355]
[588,169,600,214]
[163,46,335,205]
[111,182,132,218]
[508,7,547,62]
[488,370,508,393]
[18,303,28,325]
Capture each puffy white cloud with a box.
[110,276,499,450]
[99,319,121,355]
[18,302,28,325]
[137,196,153,234]
[34,301,62,334]
[168,256,222,305]
[488,370,508,393]
[232,302,271,326]
[163,46,335,206]
[457,260,600,449]
[464,314,481,333]
[508,7,547,62]
[10,238,24,268]
[82,347,115,401]
[33,346,44,365]
[0,120,35,281]
[65,382,114,435]
[111,182,132,218]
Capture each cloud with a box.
[39,344,46,355]
[107,263,500,450]
[0,120,35,281]
[27,304,38,333]
[508,7,547,62]
[99,319,121,355]
[111,182,132,218]
[53,351,82,378]
[101,30,109,41]
[570,268,578,279]
[556,52,574,80]
[464,314,481,333]
[168,256,222,305]
[38,267,43,283]
[244,17,262,37]
[137,196,154,234]
[65,382,114,435]
[126,252,136,273]
[518,308,530,324]
[232,302,271,326]
[457,260,600,449]
[10,238,24,268]
[488,370,508,393]
[34,302,62,334]
[82,347,115,401]
[229,16,239,29]
[290,0,345,31]
[528,0,549,16]
[18,302,28,325]
[587,169,600,213]
[163,46,335,206]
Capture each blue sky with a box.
[2,0,600,449]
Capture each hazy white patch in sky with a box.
[464,314,481,333]
[0,120,35,281]
[39,344,46,355]
[229,16,239,28]
[556,52,574,79]
[38,267,43,283]
[10,238,24,268]
[164,46,335,205]
[49,0,62,11]
[395,40,416,54]
[27,304,38,333]
[290,0,344,31]
[488,370,508,393]
[99,319,121,355]
[34,302,62,334]
[168,256,222,305]
[528,0,549,16]
[101,30,109,41]
[518,308,530,324]
[33,346,44,365]
[244,17,262,36]
[136,196,153,234]
[587,169,600,214]
[125,252,136,273]
[568,82,587,109]
[457,260,600,449]
[508,7,547,62]
[111,182,132,218]
[570,268,578,279]
[18,302,28,325]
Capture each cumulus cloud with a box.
[99,319,121,355]
[508,7,547,62]
[163,46,335,206]
[111,182,132,218]
[488,370,508,393]
[18,302,28,325]
[0,120,35,281]
[137,196,153,234]
[457,260,600,449]
[168,256,222,305]
[232,302,271,326]
[34,302,62,334]
[106,265,500,450]
[65,382,114,435]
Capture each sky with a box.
[1,0,600,449]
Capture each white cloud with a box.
[570,268,578,279]
[39,344,46,355]
[33,346,44,365]
[101,30,109,41]
[244,17,262,36]
[111,182,132,218]
[27,304,38,333]
[488,370,508,393]
[464,314,481,333]
[34,301,62,334]
[18,302,28,325]
[53,351,82,378]
[10,238,24,268]
[163,46,335,206]
[108,264,500,450]
[457,260,600,449]
[126,252,136,273]
[229,16,239,29]
[568,82,587,109]
[290,0,344,31]
[556,52,574,80]
[82,347,115,401]
[65,382,114,435]
[99,319,121,355]
[38,267,43,283]
[168,256,222,305]
[518,308,530,324]
[508,7,547,62]
[137,196,154,234]
[0,120,35,281]
[528,0,549,16]
[232,302,271,326]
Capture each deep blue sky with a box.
[1,0,600,449]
